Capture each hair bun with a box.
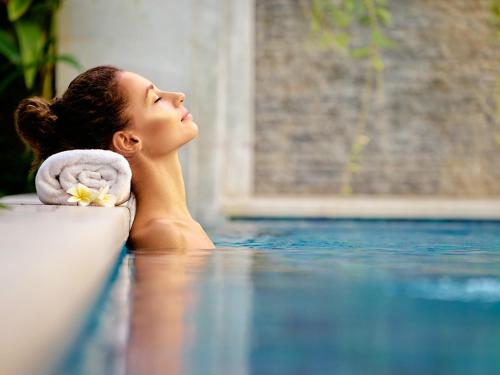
[15,97,60,165]
[49,97,63,116]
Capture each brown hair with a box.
[15,65,130,170]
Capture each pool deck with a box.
[0,194,131,375]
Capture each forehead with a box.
[118,71,151,100]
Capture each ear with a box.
[110,130,142,157]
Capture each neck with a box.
[129,151,193,222]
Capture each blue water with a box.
[59,219,500,375]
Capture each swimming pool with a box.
[58,219,500,374]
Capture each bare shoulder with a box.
[129,219,187,250]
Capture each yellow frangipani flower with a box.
[66,183,97,207]
[93,185,117,207]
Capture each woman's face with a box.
[118,71,198,157]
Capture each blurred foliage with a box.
[0,0,80,197]
[310,0,393,70]
[492,0,500,35]
[309,0,393,195]
[310,0,500,195]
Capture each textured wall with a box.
[254,0,500,197]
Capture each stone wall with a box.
[254,0,500,197]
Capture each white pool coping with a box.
[0,194,131,375]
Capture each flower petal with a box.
[100,200,113,208]
[76,183,89,192]
[95,193,117,207]
[67,196,80,203]
[96,185,110,200]
[78,199,91,207]
[66,186,78,196]
[88,189,99,200]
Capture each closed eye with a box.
[154,96,162,103]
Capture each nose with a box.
[163,91,185,107]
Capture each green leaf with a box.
[311,0,324,17]
[373,30,394,48]
[29,0,60,17]
[45,53,82,70]
[350,47,370,58]
[334,32,350,49]
[7,0,34,21]
[14,19,46,90]
[348,162,362,173]
[359,15,371,26]
[353,136,368,153]
[491,0,500,16]
[376,7,392,25]
[310,15,321,34]
[319,32,336,48]
[352,0,365,17]
[345,0,355,13]
[0,30,20,63]
[372,55,385,71]
[330,7,351,28]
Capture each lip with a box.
[181,111,192,121]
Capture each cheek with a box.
[145,112,178,137]
[142,116,186,154]
[148,118,178,144]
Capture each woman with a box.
[15,65,215,250]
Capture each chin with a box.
[189,122,199,139]
[190,120,199,133]
[179,131,198,148]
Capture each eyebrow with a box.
[144,83,154,100]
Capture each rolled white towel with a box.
[35,149,132,206]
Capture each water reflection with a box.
[182,249,253,375]
[126,248,254,375]
[126,248,210,375]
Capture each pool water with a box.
[59,219,500,375]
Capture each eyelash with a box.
[154,96,162,103]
